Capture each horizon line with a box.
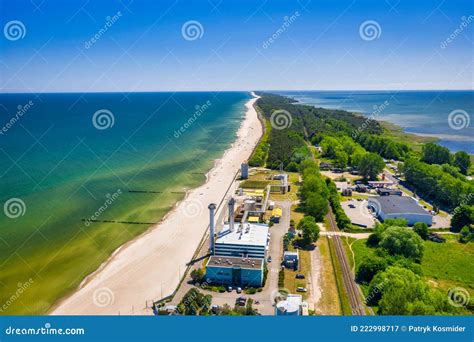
[1,88,473,95]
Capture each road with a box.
[326,208,366,315]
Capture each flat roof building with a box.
[214,222,269,259]
[369,196,432,226]
[205,256,264,287]
[276,294,303,315]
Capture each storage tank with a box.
[241,163,249,179]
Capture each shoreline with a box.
[283,93,473,154]
[50,92,263,315]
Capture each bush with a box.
[451,205,474,232]
[413,222,429,240]
[356,255,388,284]
[459,225,474,243]
[379,227,424,262]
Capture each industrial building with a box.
[368,196,432,226]
[205,198,269,287]
[214,222,269,259]
[205,256,264,287]
[275,294,303,315]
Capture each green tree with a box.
[334,149,349,168]
[178,288,212,315]
[368,266,454,315]
[357,152,385,180]
[379,227,425,262]
[297,216,320,245]
[421,143,451,165]
[413,222,429,240]
[459,225,474,243]
[453,150,471,175]
[451,205,474,232]
[190,268,205,284]
[304,192,328,221]
[356,255,388,284]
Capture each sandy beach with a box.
[51,92,262,315]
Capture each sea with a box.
[0,91,249,314]
[276,90,474,154]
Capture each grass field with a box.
[422,235,474,300]
[317,237,342,315]
[380,121,438,153]
[344,235,474,312]
[327,237,352,315]
[283,248,311,301]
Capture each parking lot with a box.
[341,199,377,228]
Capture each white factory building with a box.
[214,222,269,259]
[205,199,269,287]
[368,195,433,226]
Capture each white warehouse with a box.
[368,196,432,226]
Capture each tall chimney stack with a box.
[228,197,235,232]
[208,203,217,254]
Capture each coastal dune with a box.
[51,92,262,315]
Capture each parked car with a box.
[296,287,307,293]
[211,305,220,314]
[348,204,356,208]
[227,286,232,292]
[236,287,242,294]
[236,297,247,306]
[295,273,305,279]
[267,256,272,263]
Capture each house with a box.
[283,251,299,270]
[368,196,432,226]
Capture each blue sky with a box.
[0,0,473,92]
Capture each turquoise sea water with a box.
[0,91,249,313]
[277,90,474,154]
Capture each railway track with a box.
[326,207,366,315]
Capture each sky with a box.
[0,0,473,92]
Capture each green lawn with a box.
[345,235,474,311]
[422,235,474,298]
